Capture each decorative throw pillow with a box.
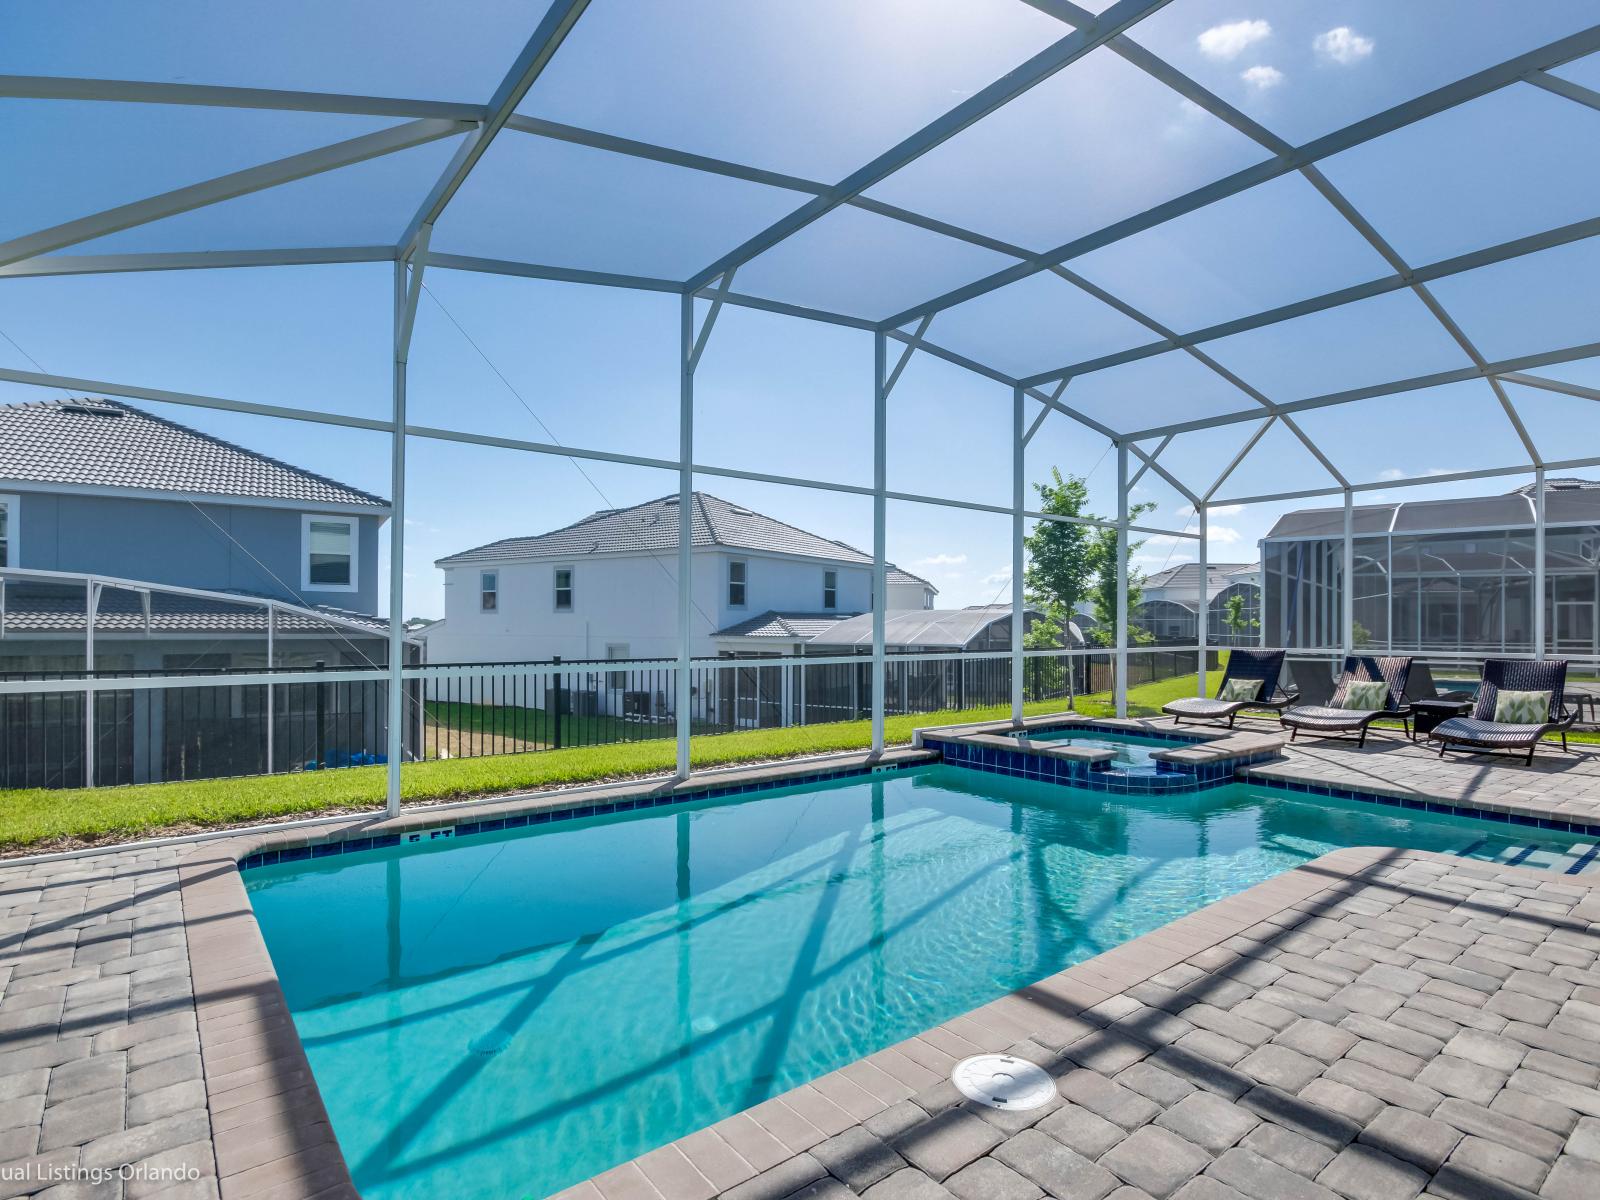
[1493,689,1551,725]
[1341,680,1388,711]
[1219,678,1262,703]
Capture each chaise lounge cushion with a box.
[1218,678,1263,703]
[1429,716,1548,748]
[1165,697,1245,718]
[1281,705,1369,728]
[1493,689,1551,725]
[1341,680,1388,711]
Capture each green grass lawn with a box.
[0,698,1070,853]
[7,660,1593,855]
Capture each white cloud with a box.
[981,570,1012,588]
[1240,64,1284,90]
[1174,503,1244,517]
[915,553,968,567]
[1378,466,1451,481]
[1198,19,1271,60]
[1207,525,1244,544]
[1314,26,1374,64]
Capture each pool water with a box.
[1016,729,1172,772]
[245,766,1588,1200]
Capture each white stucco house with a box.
[421,492,937,668]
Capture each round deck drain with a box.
[951,1054,1056,1111]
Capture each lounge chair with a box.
[1279,656,1414,748]
[1163,649,1291,728]
[1428,659,1580,765]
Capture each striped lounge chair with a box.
[1428,659,1580,765]
[1163,649,1290,728]
[1280,656,1414,748]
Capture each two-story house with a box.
[0,396,412,787]
[423,492,937,668]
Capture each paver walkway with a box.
[4,740,1600,1200]
[593,849,1600,1200]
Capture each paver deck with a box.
[3,737,1600,1199]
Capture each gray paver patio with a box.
[595,848,1600,1200]
[4,737,1600,1199]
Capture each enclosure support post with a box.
[677,293,695,777]
[872,331,888,754]
[1197,505,1208,696]
[1011,385,1025,725]
[1534,465,1547,660]
[1115,443,1129,719]
[84,579,98,788]
[387,229,429,817]
[1342,489,1354,659]
[265,603,275,773]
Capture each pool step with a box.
[1453,838,1600,876]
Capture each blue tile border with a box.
[237,720,1600,876]
[238,758,929,872]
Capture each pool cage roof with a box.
[5,0,1600,807]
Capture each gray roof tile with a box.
[438,492,935,589]
[715,611,861,639]
[0,398,387,508]
[0,586,389,637]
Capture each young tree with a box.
[1222,592,1258,643]
[1083,510,1155,648]
[1022,468,1094,646]
[1022,468,1156,698]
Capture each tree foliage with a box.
[1022,466,1154,649]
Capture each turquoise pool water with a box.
[245,765,1586,1200]
[1015,729,1173,772]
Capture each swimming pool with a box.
[244,765,1589,1200]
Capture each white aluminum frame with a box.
[0,8,1596,809]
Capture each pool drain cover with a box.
[951,1055,1056,1111]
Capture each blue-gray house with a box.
[0,396,387,613]
[0,397,412,787]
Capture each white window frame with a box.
[480,569,498,612]
[728,559,747,609]
[606,642,630,689]
[553,565,575,612]
[0,494,17,569]
[823,569,837,611]
[300,514,358,593]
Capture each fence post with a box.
[551,657,563,750]
[314,659,327,770]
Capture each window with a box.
[728,560,747,608]
[480,570,498,612]
[301,515,356,591]
[554,567,574,611]
[823,569,837,610]
[0,495,15,567]
[606,643,629,689]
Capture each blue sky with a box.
[3,1,1599,617]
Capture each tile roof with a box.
[0,585,389,637]
[0,398,387,509]
[1142,562,1257,592]
[809,605,1039,650]
[714,611,860,640]
[437,492,935,589]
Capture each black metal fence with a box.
[0,665,417,790]
[0,648,1215,789]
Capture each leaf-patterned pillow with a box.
[1219,678,1262,703]
[1341,680,1387,711]
[1492,689,1551,725]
